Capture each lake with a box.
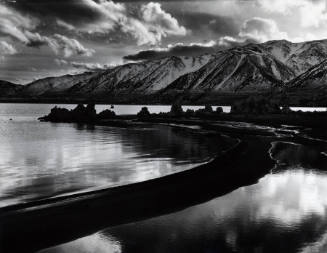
[0,103,224,207]
[1,103,327,253]
[39,146,327,253]
[39,168,327,253]
[0,103,231,119]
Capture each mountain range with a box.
[2,39,327,105]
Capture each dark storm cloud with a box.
[123,37,257,61]
[4,0,188,45]
[0,5,95,58]
[6,0,103,25]
[177,12,239,36]
[8,0,207,28]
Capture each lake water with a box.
[32,106,327,253]
[0,103,324,120]
[0,103,223,207]
[0,103,231,119]
[39,168,327,253]
[290,107,327,112]
[1,103,327,253]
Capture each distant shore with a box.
[0,97,235,106]
[0,91,326,107]
[37,102,327,129]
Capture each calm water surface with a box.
[2,103,327,253]
[39,167,327,253]
[36,120,327,253]
[0,103,223,207]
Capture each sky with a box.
[1,0,327,84]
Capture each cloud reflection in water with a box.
[39,167,327,253]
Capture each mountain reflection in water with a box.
[0,122,222,207]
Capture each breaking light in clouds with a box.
[51,34,95,57]
[1,0,327,83]
[0,41,17,61]
[256,0,327,29]
[239,17,288,42]
[55,58,112,71]
[123,38,255,61]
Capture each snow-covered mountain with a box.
[282,59,327,105]
[68,55,212,96]
[0,80,23,97]
[20,72,98,97]
[3,38,327,103]
[68,62,151,96]
[162,47,295,94]
[260,39,327,75]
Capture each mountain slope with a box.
[117,55,213,93]
[287,59,327,89]
[161,47,295,95]
[68,55,212,97]
[261,39,327,75]
[68,61,158,96]
[0,80,23,97]
[20,72,99,97]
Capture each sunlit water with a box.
[290,107,327,112]
[0,103,223,207]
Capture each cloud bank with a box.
[5,0,186,46]
[124,37,256,61]
[2,0,327,83]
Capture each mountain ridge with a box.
[161,47,296,96]
[1,39,327,105]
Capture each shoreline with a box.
[35,102,327,129]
